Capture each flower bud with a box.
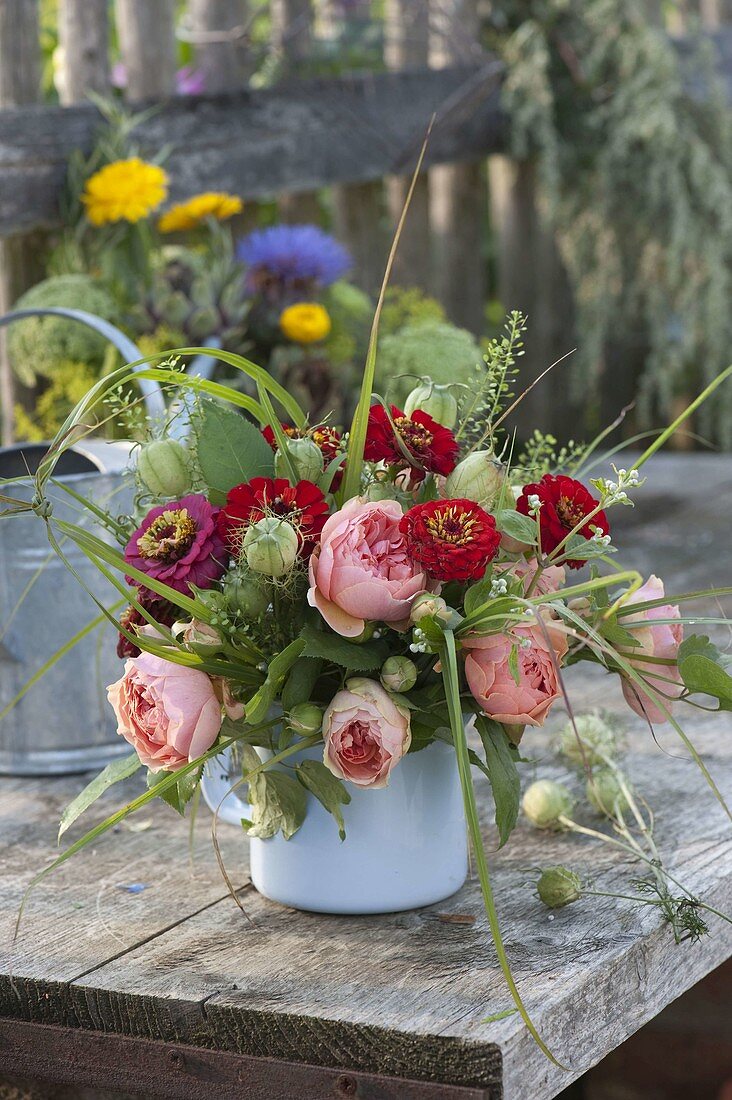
[243,517,298,577]
[403,382,458,429]
[380,656,418,693]
[410,593,448,624]
[223,572,270,618]
[174,618,224,657]
[274,437,324,483]
[522,779,574,829]
[287,702,324,735]
[537,866,582,909]
[559,712,617,769]
[586,768,630,817]
[444,451,505,509]
[137,439,191,499]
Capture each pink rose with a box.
[107,654,222,771]
[463,618,569,727]
[308,498,430,638]
[323,677,411,788]
[619,575,683,724]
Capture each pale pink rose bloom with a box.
[308,498,430,638]
[495,557,566,597]
[323,677,411,788]
[463,618,569,727]
[619,575,683,724]
[107,654,222,771]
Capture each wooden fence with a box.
[0,0,730,446]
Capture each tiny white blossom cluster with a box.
[597,467,641,507]
[489,576,509,598]
[409,626,430,654]
[527,493,543,515]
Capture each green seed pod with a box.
[137,439,191,499]
[380,656,418,693]
[243,517,298,577]
[363,480,395,502]
[287,702,324,735]
[444,451,505,509]
[522,779,574,830]
[403,382,458,428]
[274,437,324,483]
[587,769,631,818]
[223,572,270,618]
[559,712,617,769]
[537,866,582,909]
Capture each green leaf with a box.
[679,634,722,664]
[58,752,141,840]
[147,765,203,816]
[562,534,615,561]
[196,400,274,504]
[495,509,537,545]
[679,653,732,710]
[281,657,323,712]
[296,759,351,840]
[245,639,306,725]
[475,716,521,848]
[300,622,389,671]
[464,576,495,617]
[246,765,308,839]
[601,616,642,650]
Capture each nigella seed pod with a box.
[537,866,582,909]
[444,451,505,510]
[287,702,324,735]
[559,712,617,768]
[522,779,574,829]
[586,768,631,818]
[380,656,418,693]
[243,517,298,577]
[223,573,270,618]
[137,439,191,499]
[274,437,324,483]
[403,382,458,429]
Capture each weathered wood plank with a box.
[58,0,110,106]
[115,0,177,101]
[0,64,506,236]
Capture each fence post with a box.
[384,0,431,291]
[188,0,250,93]
[116,0,177,100]
[58,0,110,105]
[0,0,45,445]
[429,0,485,332]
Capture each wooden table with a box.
[0,455,730,1100]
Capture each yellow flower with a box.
[158,192,243,233]
[280,303,332,344]
[82,158,168,226]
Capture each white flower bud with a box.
[174,618,224,657]
[410,593,448,623]
[403,382,458,428]
[274,437,324,483]
[444,451,505,509]
[380,656,418,693]
[137,439,191,498]
[537,866,582,909]
[243,517,298,577]
[522,779,574,829]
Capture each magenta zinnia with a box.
[124,494,227,595]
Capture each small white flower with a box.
[527,493,542,515]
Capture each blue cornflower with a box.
[237,224,351,290]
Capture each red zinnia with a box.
[262,423,344,487]
[400,499,501,582]
[516,474,609,570]
[216,477,329,558]
[364,404,459,482]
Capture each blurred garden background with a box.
[1,0,732,456]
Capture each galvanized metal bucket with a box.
[0,308,217,774]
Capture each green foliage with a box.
[299,622,389,671]
[456,310,526,449]
[194,399,274,504]
[679,635,732,710]
[475,716,522,848]
[14,360,97,442]
[323,280,373,368]
[241,744,308,839]
[380,287,446,334]
[58,752,141,840]
[296,759,351,840]
[516,430,587,480]
[9,276,119,384]
[499,0,732,443]
[374,320,483,406]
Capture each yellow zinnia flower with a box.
[158,192,243,233]
[280,302,332,344]
[82,158,168,226]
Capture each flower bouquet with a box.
[5,201,732,1063]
